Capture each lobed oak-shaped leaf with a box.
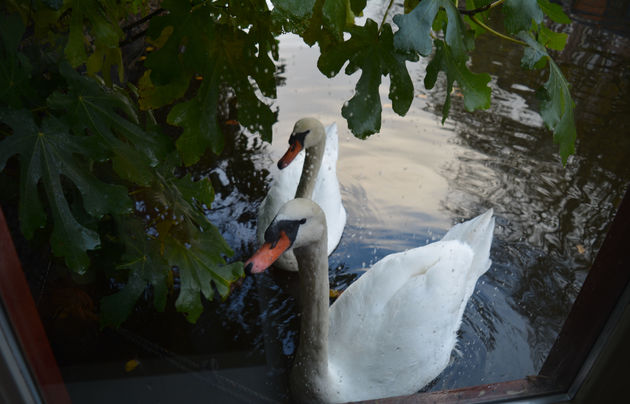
[318,19,416,138]
[65,0,125,84]
[0,109,132,273]
[154,166,241,323]
[49,64,168,185]
[425,40,491,123]
[165,225,242,323]
[503,0,543,35]
[394,0,471,62]
[350,0,367,15]
[537,0,572,24]
[144,1,277,163]
[539,25,568,51]
[520,33,576,164]
[100,218,169,328]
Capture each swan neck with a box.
[290,235,331,400]
[295,140,324,199]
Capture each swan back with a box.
[327,210,494,402]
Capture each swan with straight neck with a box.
[256,118,346,272]
[246,198,495,402]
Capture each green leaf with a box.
[404,0,421,14]
[48,64,161,185]
[537,0,572,24]
[393,0,439,56]
[503,0,544,35]
[425,40,491,122]
[100,219,169,328]
[165,225,242,323]
[0,109,47,237]
[168,96,222,166]
[272,0,316,17]
[541,60,576,164]
[0,14,33,109]
[350,0,367,15]
[64,0,125,80]
[322,0,350,40]
[319,19,416,137]
[342,60,382,138]
[66,7,88,67]
[271,0,317,35]
[173,174,215,208]
[0,109,133,273]
[144,2,277,163]
[521,42,548,70]
[137,70,190,110]
[539,24,568,51]
[519,33,576,164]
[394,0,470,62]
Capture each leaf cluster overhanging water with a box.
[0,0,576,325]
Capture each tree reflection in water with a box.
[423,15,630,390]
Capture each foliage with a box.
[0,0,576,326]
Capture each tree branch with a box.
[121,8,166,34]
[458,0,505,16]
[378,0,396,34]
[469,14,526,46]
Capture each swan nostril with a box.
[244,262,253,275]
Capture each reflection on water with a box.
[420,13,630,387]
[57,3,630,402]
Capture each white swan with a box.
[257,118,346,271]
[246,198,494,403]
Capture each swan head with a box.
[278,118,326,169]
[245,198,326,274]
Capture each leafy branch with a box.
[273,0,577,163]
[0,0,579,328]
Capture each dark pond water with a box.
[15,2,630,403]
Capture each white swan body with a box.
[246,199,494,403]
[257,119,346,271]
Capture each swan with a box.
[257,118,346,271]
[245,198,494,403]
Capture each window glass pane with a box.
[1,1,629,403]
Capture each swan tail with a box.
[441,209,495,279]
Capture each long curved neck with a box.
[295,139,324,199]
[290,233,331,401]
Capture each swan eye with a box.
[289,129,310,147]
[265,219,304,247]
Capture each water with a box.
[29,3,630,403]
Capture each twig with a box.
[469,14,527,46]
[121,8,166,33]
[378,0,396,34]
[458,0,505,16]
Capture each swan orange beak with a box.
[244,231,292,274]
[277,142,303,169]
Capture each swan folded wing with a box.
[327,241,476,401]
